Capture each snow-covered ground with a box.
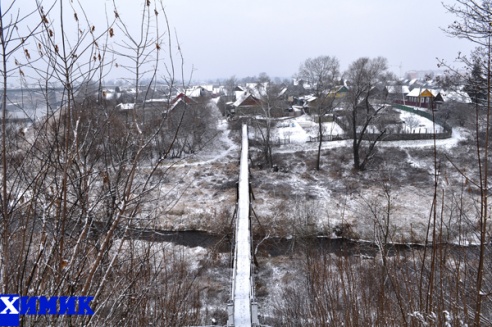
[396,108,445,133]
[269,112,462,154]
[378,127,465,149]
[155,111,477,246]
[276,115,345,144]
[144,109,486,325]
[162,118,239,167]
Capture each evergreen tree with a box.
[465,59,487,105]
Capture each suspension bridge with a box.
[227,123,260,326]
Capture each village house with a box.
[228,91,262,116]
[386,85,410,102]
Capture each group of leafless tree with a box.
[248,55,392,172]
[296,55,394,171]
[269,1,492,326]
[0,1,220,325]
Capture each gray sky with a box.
[156,0,476,81]
[11,0,478,84]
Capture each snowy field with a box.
[154,109,477,246]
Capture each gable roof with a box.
[386,85,410,94]
[245,82,268,98]
[171,93,197,105]
[440,90,472,103]
[168,98,190,112]
[233,91,260,107]
[200,84,215,92]
[185,86,210,98]
[406,88,440,98]
[420,89,439,97]
[326,85,349,98]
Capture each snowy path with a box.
[177,129,238,167]
[159,122,239,168]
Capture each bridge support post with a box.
[227,302,234,326]
[251,301,259,326]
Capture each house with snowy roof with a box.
[245,82,269,99]
[228,91,262,115]
[392,84,472,110]
[386,85,410,98]
[115,92,197,123]
[184,86,211,100]
[439,90,472,105]
[227,86,291,117]
[298,85,347,114]
[301,95,318,114]
[171,93,197,106]
[326,85,349,98]
[403,88,442,109]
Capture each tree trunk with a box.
[353,139,360,170]
[352,109,361,170]
[316,116,323,170]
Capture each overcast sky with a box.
[152,0,476,81]
[12,0,478,84]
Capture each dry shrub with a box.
[332,222,358,238]
[268,240,492,326]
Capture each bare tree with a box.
[251,78,286,168]
[0,0,44,294]
[344,56,390,171]
[224,75,237,99]
[442,1,492,325]
[405,115,419,133]
[257,72,271,84]
[0,1,209,325]
[297,55,340,170]
[166,98,220,157]
[215,75,238,116]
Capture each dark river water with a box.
[120,228,482,258]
